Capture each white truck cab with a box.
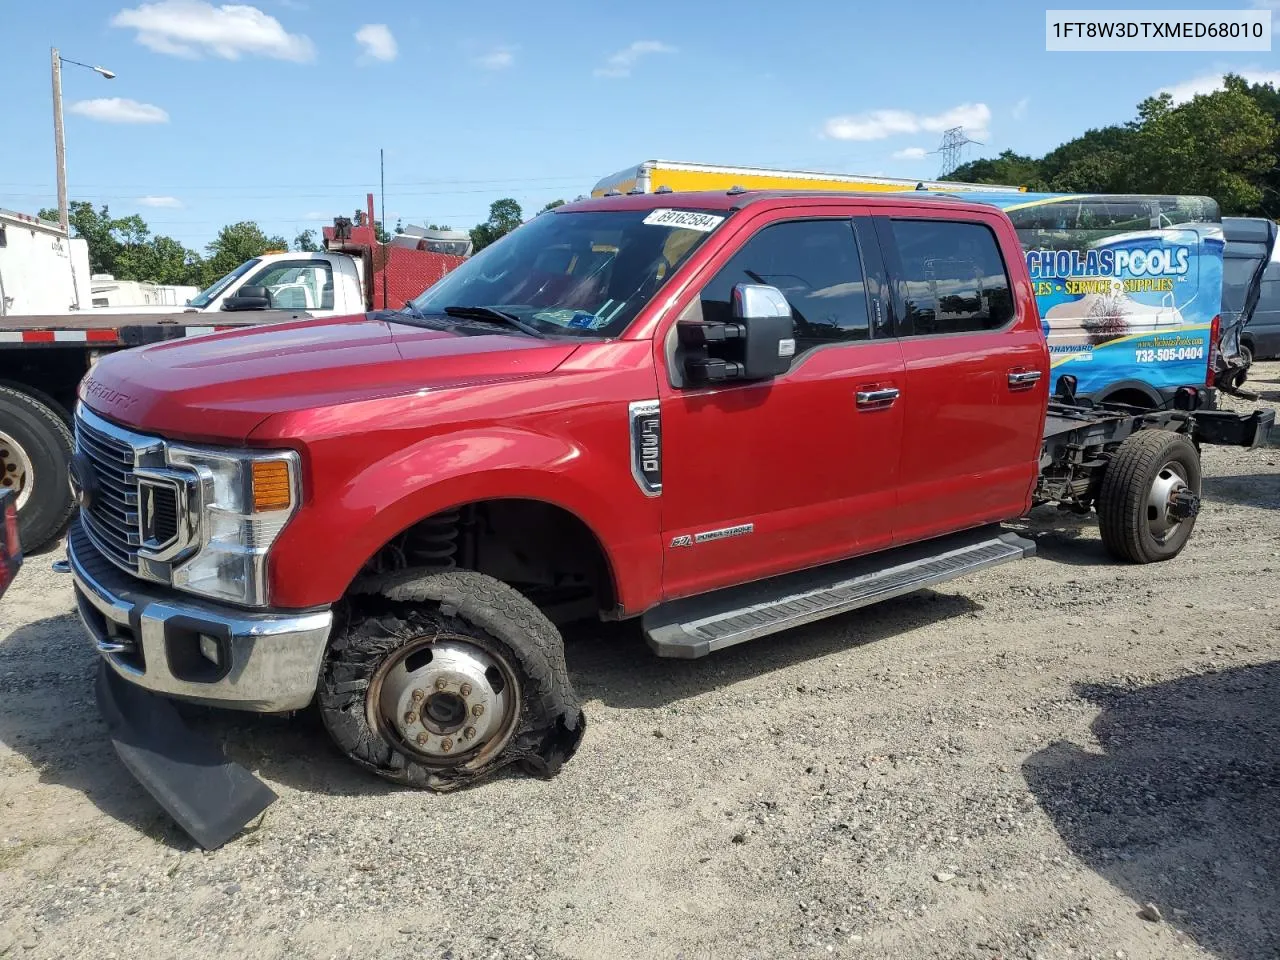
[113,251,368,317]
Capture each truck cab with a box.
[183,251,366,316]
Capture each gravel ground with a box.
[2,364,1279,960]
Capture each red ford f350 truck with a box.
[58,190,1273,848]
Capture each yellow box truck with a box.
[591,160,1023,197]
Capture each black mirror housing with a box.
[679,283,795,384]
[221,285,271,311]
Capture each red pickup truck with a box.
[61,190,1272,847]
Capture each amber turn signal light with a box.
[251,460,292,512]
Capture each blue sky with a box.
[2,0,1277,256]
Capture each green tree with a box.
[293,229,321,252]
[946,151,1046,190]
[116,234,203,287]
[469,197,524,252]
[1237,75,1280,217]
[203,222,288,286]
[39,202,203,285]
[539,198,567,213]
[945,75,1278,215]
[1129,79,1276,212]
[1039,125,1137,192]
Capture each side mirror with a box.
[678,283,795,384]
[221,284,271,311]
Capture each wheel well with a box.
[0,351,89,417]
[359,498,617,625]
[1099,387,1160,410]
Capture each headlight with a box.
[166,446,300,606]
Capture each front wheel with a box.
[1097,429,1201,563]
[318,570,585,789]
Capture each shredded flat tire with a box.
[319,570,584,789]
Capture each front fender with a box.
[266,424,662,612]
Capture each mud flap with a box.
[94,662,277,850]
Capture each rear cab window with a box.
[884,219,1015,336]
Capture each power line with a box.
[0,174,596,192]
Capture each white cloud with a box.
[1156,69,1280,103]
[594,40,675,78]
[823,102,991,142]
[1012,96,1030,121]
[137,195,182,207]
[69,97,169,123]
[474,46,514,70]
[111,1,315,62]
[892,146,929,160]
[355,23,397,62]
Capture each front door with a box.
[657,213,906,602]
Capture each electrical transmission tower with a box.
[932,126,982,177]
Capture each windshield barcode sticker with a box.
[642,209,725,232]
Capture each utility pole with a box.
[51,48,67,235]
[932,126,981,178]
[50,47,116,235]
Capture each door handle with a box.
[1007,370,1043,387]
[856,387,900,407]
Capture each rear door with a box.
[656,208,907,601]
[874,213,1047,544]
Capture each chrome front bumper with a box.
[67,521,331,712]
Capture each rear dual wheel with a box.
[318,570,585,789]
[1098,429,1201,563]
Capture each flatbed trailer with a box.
[0,308,310,552]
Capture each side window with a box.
[245,261,335,310]
[700,219,870,354]
[888,220,1014,336]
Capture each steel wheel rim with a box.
[0,429,33,511]
[368,634,521,769]
[1146,460,1190,543]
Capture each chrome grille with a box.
[75,412,142,571]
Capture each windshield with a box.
[188,257,261,308]
[409,208,726,337]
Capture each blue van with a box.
[948,192,1224,407]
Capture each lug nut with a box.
[440,737,453,752]
[416,732,428,746]
[472,704,485,717]
[463,726,477,741]
[434,677,448,691]
[411,689,424,703]
[459,682,473,697]
[404,711,417,724]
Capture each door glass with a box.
[245,261,335,309]
[700,219,870,355]
[889,220,1014,335]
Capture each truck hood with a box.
[79,313,579,442]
